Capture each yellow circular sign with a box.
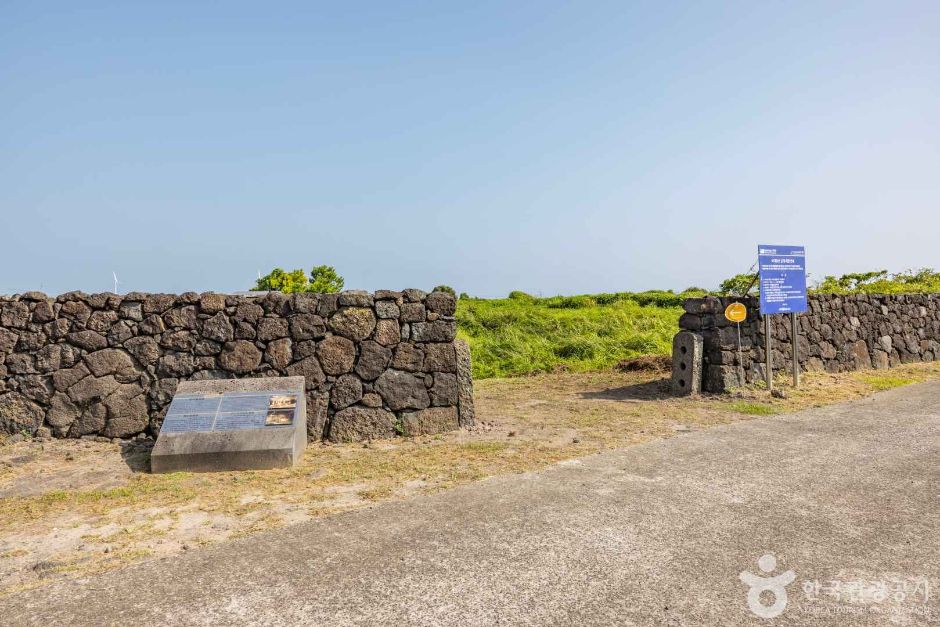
[724,302,747,323]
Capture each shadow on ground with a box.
[578,377,674,401]
[119,441,153,473]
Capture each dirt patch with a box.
[2,361,940,594]
[614,354,671,373]
[0,439,144,499]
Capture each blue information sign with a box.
[758,244,808,315]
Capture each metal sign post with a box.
[765,314,773,391]
[758,245,808,391]
[724,303,748,385]
[791,312,800,387]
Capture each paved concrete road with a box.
[5,383,940,626]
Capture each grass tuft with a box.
[856,374,917,391]
[727,402,779,416]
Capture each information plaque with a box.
[151,377,307,473]
[758,244,808,315]
[161,391,299,434]
[757,244,807,391]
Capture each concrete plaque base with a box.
[151,377,306,473]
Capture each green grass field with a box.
[456,292,683,379]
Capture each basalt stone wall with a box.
[675,294,940,393]
[0,289,474,442]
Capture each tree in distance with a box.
[309,265,345,293]
[253,265,345,293]
[718,273,758,296]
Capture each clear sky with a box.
[2,1,938,297]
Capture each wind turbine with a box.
[112,272,120,295]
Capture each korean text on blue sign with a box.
[758,244,808,315]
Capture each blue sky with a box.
[2,1,938,297]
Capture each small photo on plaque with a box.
[265,408,294,426]
[268,395,297,410]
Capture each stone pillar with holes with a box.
[671,331,703,395]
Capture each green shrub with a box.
[508,291,536,302]
[813,268,940,294]
[432,285,456,296]
[544,295,596,309]
[593,293,627,305]
[716,267,940,296]
[626,291,684,308]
